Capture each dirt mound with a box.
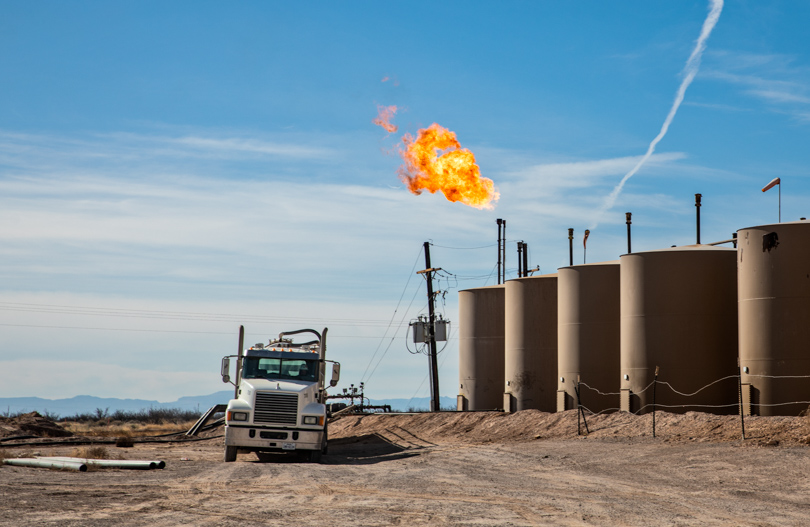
[0,411,73,438]
[329,409,810,447]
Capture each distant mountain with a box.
[0,391,235,418]
[0,392,457,418]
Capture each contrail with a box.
[591,0,723,228]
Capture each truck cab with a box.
[221,328,339,462]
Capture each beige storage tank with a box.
[504,273,558,412]
[620,245,738,414]
[457,285,505,411]
[738,221,810,416]
[557,261,620,413]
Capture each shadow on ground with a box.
[248,433,425,465]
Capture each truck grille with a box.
[254,392,298,425]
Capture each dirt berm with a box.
[0,411,72,439]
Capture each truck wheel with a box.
[224,445,237,462]
[308,449,322,463]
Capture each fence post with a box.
[574,375,582,435]
[575,375,590,435]
[652,366,659,438]
[737,359,746,440]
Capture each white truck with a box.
[220,328,340,463]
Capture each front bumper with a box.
[225,424,324,452]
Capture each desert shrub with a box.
[61,407,201,425]
[71,446,110,459]
[115,436,134,448]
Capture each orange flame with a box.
[372,105,398,133]
[398,123,499,209]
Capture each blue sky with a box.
[1,1,809,403]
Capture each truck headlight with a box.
[228,411,249,422]
[302,415,321,425]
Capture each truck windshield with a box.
[242,357,318,382]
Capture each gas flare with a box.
[372,105,398,133]
[398,124,498,209]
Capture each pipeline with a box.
[3,458,87,472]
[38,456,165,470]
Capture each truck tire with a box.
[224,445,238,462]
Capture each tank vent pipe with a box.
[496,219,503,284]
[567,228,574,266]
[522,242,528,278]
[625,212,632,254]
[695,193,702,244]
[501,220,506,284]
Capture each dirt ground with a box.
[1,410,810,526]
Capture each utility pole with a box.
[418,241,441,412]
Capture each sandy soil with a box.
[1,410,809,526]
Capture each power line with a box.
[360,246,424,383]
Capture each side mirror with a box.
[221,357,231,384]
[330,363,341,387]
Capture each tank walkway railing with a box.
[572,373,810,440]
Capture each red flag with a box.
[583,229,590,249]
[762,177,780,192]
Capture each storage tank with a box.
[504,274,558,412]
[557,261,620,413]
[457,285,505,411]
[620,245,738,414]
[738,221,810,416]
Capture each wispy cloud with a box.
[0,129,337,178]
[702,51,810,116]
[147,134,335,158]
[747,89,810,105]
[503,152,687,187]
